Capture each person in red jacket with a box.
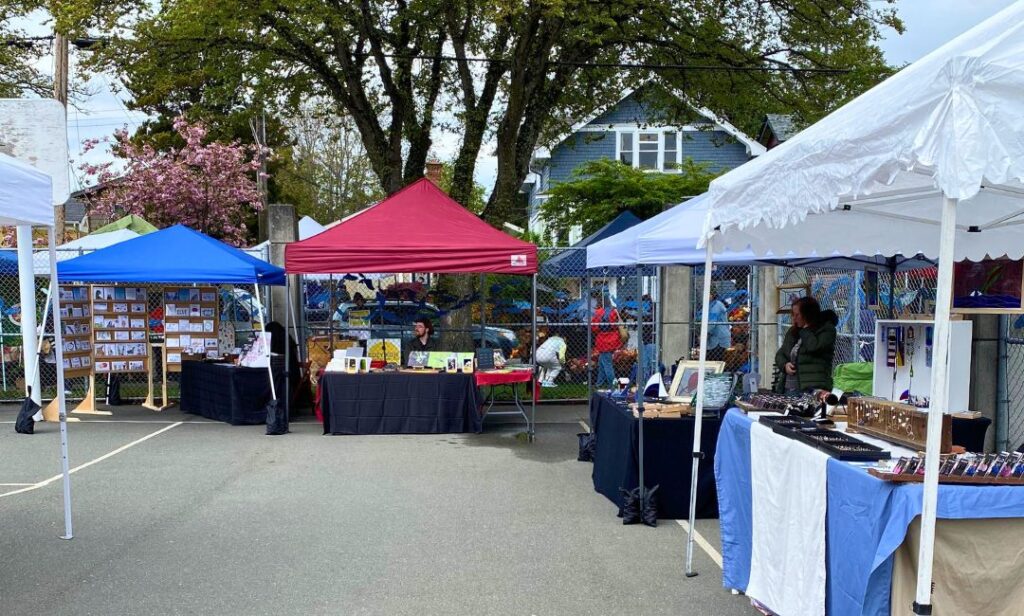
[591,297,621,388]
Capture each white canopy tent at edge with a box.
[696,3,1024,612]
[0,151,74,539]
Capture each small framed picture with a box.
[345,356,359,374]
[776,283,810,315]
[445,355,459,373]
[668,360,726,402]
[358,357,372,373]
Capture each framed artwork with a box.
[952,258,1024,313]
[461,357,475,373]
[344,356,359,374]
[776,283,810,315]
[408,351,429,368]
[445,355,459,373]
[863,269,880,309]
[668,360,726,402]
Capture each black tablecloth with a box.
[951,415,992,452]
[320,372,482,435]
[180,360,284,425]
[590,394,721,519]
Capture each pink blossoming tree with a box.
[80,117,265,246]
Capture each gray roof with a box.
[63,199,87,225]
[764,114,797,142]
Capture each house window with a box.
[618,133,633,165]
[638,133,658,170]
[663,132,678,170]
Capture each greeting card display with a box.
[57,285,93,377]
[162,286,219,371]
[91,286,150,374]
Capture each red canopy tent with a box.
[284,178,540,439]
[285,178,537,275]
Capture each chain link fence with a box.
[1002,315,1024,451]
[0,246,269,403]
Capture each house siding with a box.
[527,91,754,236]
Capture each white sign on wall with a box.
[0,99,69,205]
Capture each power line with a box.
[358,52,851,74]
[5,35,851,74]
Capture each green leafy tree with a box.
[540,158,717,239]
[0,2,51,97]
[59,0,900,220]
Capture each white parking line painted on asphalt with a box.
[578,420,590,432]
[0,483,34,486]
[675,519,724,569]
[0,422,184,499]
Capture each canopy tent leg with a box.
[586,275,592,401]
[686,237,714,577]
[253,283,277,402]
[17,226,40,405]
[47,227,73,540]
[478,273,485,350]
[913,196,957,615]
[284,275,291,421]
[530,273,537,442]
[655,266,662,378]
[636,265,646,502]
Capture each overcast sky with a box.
[49,0,1020,197]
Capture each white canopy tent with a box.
[693,3,1024,611]
[29,228,140,275]
[0,151,74,539]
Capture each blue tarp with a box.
[0,250,17,276]
[57,224,285,285]
[541,211,652,278]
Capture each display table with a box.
[590,394,720,519]
[179,360,284,425]
[716,409,1024,616]
[476,369,535,429]
[319,372,482,435]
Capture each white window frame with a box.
[613,127,686,172]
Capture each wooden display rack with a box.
[847,397,952,453]
[44,285,105,420]
[868,468,1024,485]
[161,286,219,373]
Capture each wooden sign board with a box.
[162,286,220,372]
[91,285,150,374]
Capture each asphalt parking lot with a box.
[0,404,752,616]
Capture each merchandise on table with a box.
[870,450,1024,485]
[739,391,819,417]
[758,414,891,461]
[847,396,953,453]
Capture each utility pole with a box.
[53,32,69,242]
[251,111,269,241]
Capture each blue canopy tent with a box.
[57,224,289,427]
[541,211,654,278]
[57,224,285,285]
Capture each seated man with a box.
[407,317,438,363]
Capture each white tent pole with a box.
[530,273,537,442]
[636,265,646,502]
[913,196,957,614]
[47,227,73,540]
[685,236,714,577]
[17,226,40,403]
[252,282,276,401]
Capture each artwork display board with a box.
[91,285,151,374]
[162,286,220,371]
[57,284,93,377]
[871,319,973,412]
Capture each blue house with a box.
[522,84,765,243]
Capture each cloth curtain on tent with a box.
[696,4,1024,611]
[0,151,74,540]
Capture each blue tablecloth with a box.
[716,408,1024,615]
